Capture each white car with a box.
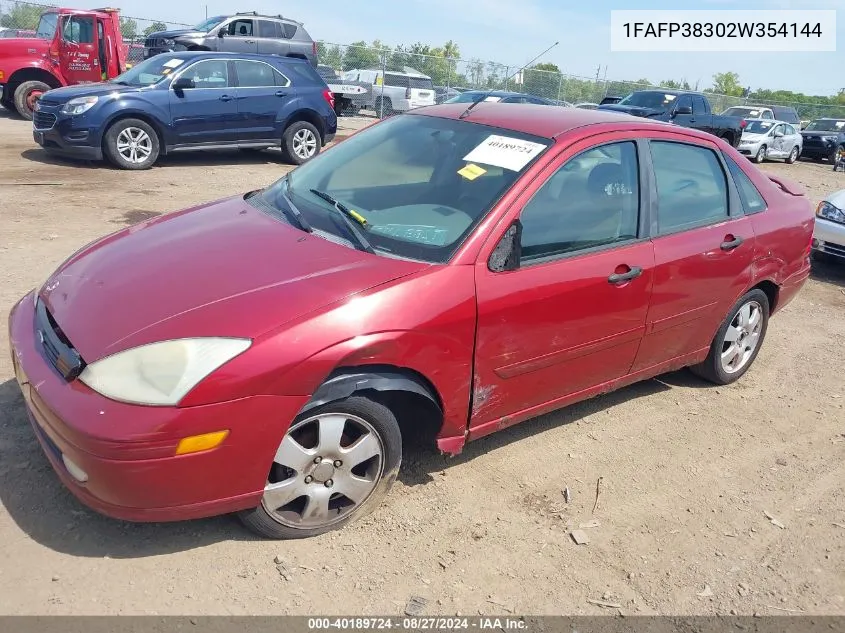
[341,68,435,116]
[813,189,845,261]
[736,119,803,164]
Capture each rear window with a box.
[772,107,799,123]
[384,73,433,90]
[286,62,325,85]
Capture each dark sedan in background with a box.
[32,52,337,169]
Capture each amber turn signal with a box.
[175,430,229,455]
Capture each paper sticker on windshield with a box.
[457,163,487,180]
[837,121,845,129]
[463,135,546,172]
[484,96,502,102]
[163,58,185,69]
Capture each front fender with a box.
[4,58,65,86]
[96,97,171,145]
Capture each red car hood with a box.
[40,195,427,361]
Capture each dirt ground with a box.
[0,110,843,617]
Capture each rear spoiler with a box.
[767,174,805,197]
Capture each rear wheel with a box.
[786,145,799,164]
[13,80,50,120]
[238,396,402,539]
[690,289,770,385]
[103,118,160,170]
[281,120,321,165]
[754,145,767,163]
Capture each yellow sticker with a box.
[457,163,487,181]
[375,76,383,86]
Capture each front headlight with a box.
[78,337,251,406]
[822,135,839,142]
[817,201,845,225]
[61,96,98,116]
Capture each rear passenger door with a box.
[256,20,288,56]
[630,135,756,373]
[233,59,294,144]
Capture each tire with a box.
[103,118,160,170]
[374,96,393,118]
[754,145,767,164]
[830,145,842,164]
[281,120,321,165]
[786,145,799,164]
[238,395,402,540]
[690,289,770,386]
[13,80,50,120]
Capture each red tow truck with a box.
[0,7,131,120]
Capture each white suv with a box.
[342,68,435,116]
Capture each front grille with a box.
[35,299,85,381]
[819,240,845,258]
[33,111,57,130]
[144,37,158,47]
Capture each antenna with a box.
[459,41,560,119]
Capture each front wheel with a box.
[690,289,770,385]
[238,396,402,539]
[13,80,50,120]
[786,146,799,164]
[754,145,767,163]
[281,120,321,165]
[103,118,160,170]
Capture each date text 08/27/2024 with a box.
[307,618,527,631]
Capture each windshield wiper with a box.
[278,179,313,233]
[112,80,131,86]
[309,189,375,254]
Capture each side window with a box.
[762,110,774,120]
[63,16,94,44]
[520,141,640,262]
[282,23,298,38]
[674,95,692,113]
[181,60,230,89]
[693,96,708,115]
[651,141,728,234]
[235,60,286,88]
[257,20,276,38]
[725,156,767,214]
[784,124,796,135]
[227,19,254,37]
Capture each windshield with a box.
[804,119,845,132]
[744,120,776,134]
[617,91,677,110]
[111,55,188,87]
[193,16,226,32]
[35,13,59,39]
[259,114,551,263]
[445,92,505,104]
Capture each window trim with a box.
[642,138,745,239]
[515,138,650,269]
[231,58,291,89]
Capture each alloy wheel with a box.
[720,300,764,374]
[116,127,153,164]
[292,129,318,160]
[262,413,384,529]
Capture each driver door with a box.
[59,15,102,85]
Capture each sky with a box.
[54,0,845,96]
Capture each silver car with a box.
[736,119,803,164]
[813,188,845,261]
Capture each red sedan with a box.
[9,104,814,539]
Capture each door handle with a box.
[275,91,288,97]
[219,94,233,102]
[721,235,744,251]
[245,39,255,44]
[608,266,643,285]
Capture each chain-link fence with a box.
[2,0,845,121]
[0,0,190,66]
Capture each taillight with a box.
[312,41,318,56]
[322,89,335,110]
[740,120,748,129]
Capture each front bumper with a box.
[813,217,845,259]
[737,141,762,156]
[32,103,103,161]
[9,292,310,523]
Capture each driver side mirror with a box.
[674,105,693,116]
[172,77,195,91]
[218,27,226,38]
[488,220,522,273]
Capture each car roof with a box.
[154,51,310,65]
[408,102,719,140]
[742,118,794,126]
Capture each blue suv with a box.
[31,52,338,170]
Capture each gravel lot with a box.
[0,110,843,616]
